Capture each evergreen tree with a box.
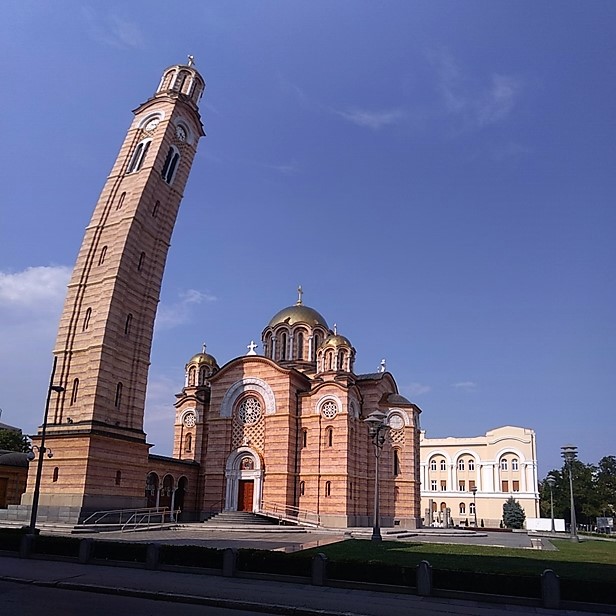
[503,496,526,529]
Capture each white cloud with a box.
[431,50,522,128]
[155,289,217,332]
[0,266,70,310]
[453,381,477,392]
[334,108,405,130]
[82,7,145,50]
[404,382,432,396]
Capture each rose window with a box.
[237,396,262,425]
[321,400,338,419]
[183,412,196,428]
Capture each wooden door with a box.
[237,480,254,512]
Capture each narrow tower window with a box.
[301,429,307,448]
[280,333,287,360]
[82,307,92,331]
[124,313,133,336]
[52,467,59,483]
[300,481,305,496]
[152,200,160,218]
[326,427,333,448]
[114,382,123,408]
[393,449,401,476]
[70,378,79,405]
[137,252,145,271]
[185,433,192,452]
[161,147,180,184]
[325,481,332,497]
[98,245,107,266]
[127,140,151,173]
[115,192,126,210]
[115,470,122,485]
[296,332,304,360]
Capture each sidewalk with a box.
[1,554,613,616]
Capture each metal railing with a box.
[258,501,321,527]
[80,506,178,532]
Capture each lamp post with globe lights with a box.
[545,474,557,534]
[561,445,579,542]
[364,410,390,542]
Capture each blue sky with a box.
[0,2,614,478]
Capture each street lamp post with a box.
[545,475,556,534]
[471,486,478,527]
[364,410,390,542]
[561,444,579,543]
[28,356,64,535]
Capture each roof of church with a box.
[0,450,29,468]
[385,393,413,406]
[320,333,353,348]
[267,304,329,329]
[356,372,386,380]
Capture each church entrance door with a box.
[238,480,254,512]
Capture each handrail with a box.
[81,506,174,528]
[259,501,321,527]
[121,508,180,532]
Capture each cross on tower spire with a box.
[296,285,303,306]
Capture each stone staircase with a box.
[202,511,278,526]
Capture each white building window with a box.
[512,458,519,471]
[430,459,437,471]
[440,460,446,471]
[458,459,465,471]
[469,502,476,515]
[430,480,437,491]
[468,459,475,471]
[501,459,508,470]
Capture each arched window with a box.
[300,481,305,496]
[199,367,208,385]
[313,333,321,353]
[512,458,519,471]
[115,470,122,485]
[469,502,476,515]
[115,192,126,210]
[52,467,59,482]
[98,245,107,266]
[296,332,304,360]
[459,503,466,514]
[326,427,333,447]
[114,382,123,408]
[82,307,92,331]
[302,428,307,448]
[325,481,331,497]
[152,200,160,217]
[430,459,437,471]
[440,459,447,471]
[280,332,287,360]
[185,433,192,453]
[127,139,151,173]
[70,378,79,405]
[138,251,145,271]
[188,366,196,386]
[124,313,133,336]
[264,333,272,358]
[468,459,475,471]
[393,449,401,476]
[161,146,180,184]
[339,350,347,371]
[501,459,508,471]
[174,70,190,92]
[458,459,465,471]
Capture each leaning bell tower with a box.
[23,59,206,521]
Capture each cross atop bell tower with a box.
[24,60,207,522]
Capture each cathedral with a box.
[169,289,422,527]
[13,59,422,528]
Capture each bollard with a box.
[146,543,160,570]
[416,560,432,596]
[79,538,93,564]
[222,548,237,577]
[541,569,560,609]
[19,534,35,559]
[311,553,328,586]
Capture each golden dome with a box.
[267,304,329,329]
[187,345,218,368]
[320,334,353,349]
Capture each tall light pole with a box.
[471,486,478,527]
[28,356,64,534]
[545,475,556,534]
[364,410,389,542]
[561,444,579,543]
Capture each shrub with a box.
[92,540,148,562]
[159,544,224,569]
[237,548,311,577]
[328,559,415,587]
[0,528,27,551]
[35,535,80,557]
[433,569,539,598]
[503,497,526,529]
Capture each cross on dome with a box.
[379,358,387,373]
[202,342,207,353]
[296,285,303,305]
[246,340,258,355]
[187,55,195,67]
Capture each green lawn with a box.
[301,538,616,584]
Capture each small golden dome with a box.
[320,334,353,349]
[187,344,218,368]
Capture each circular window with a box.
[237,396,262,425]
[389,414,404,431]
[321,400,338,419]
[183,412,196,428]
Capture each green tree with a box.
[0,428,31,453]
[503,496,526,529]
[596,456,616,517]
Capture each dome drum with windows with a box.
[185,344,219,387]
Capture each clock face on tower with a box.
[145,118,160,131]
[176,125,187,141]
[389,414,404,430]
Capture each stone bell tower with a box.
[23,59,206,522]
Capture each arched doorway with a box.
[160,474,174,510]
[224,448,263,512]
[176,476,188,520]
[145,472,159,508]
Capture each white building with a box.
[420,426,540,527]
